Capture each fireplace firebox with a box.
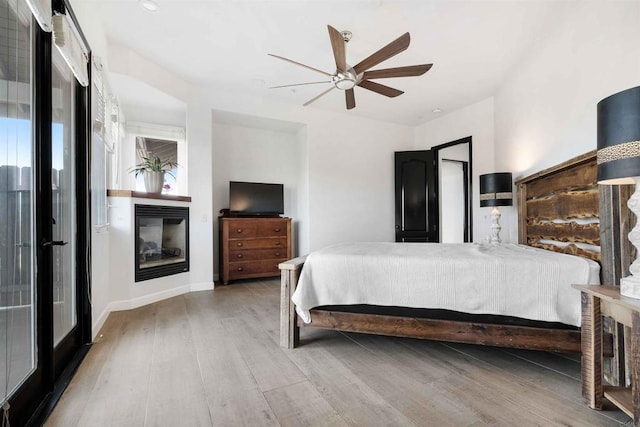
[135,204,189,282]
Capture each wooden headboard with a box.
[515,150,600,262]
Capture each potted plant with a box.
[130,155,178,194]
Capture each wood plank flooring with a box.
[46,279,632,426]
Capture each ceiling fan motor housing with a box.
[332,68,361,90]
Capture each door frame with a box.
[432,136,473,242]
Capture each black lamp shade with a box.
[597,86,640,184]
[480,172,513,207]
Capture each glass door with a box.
[0,0,36,405]
[51,47,77,349]
[1,0,91,423]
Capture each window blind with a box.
[52,13,88,86]
[92,57,119,151]
[91,57,121,227]
[24,0,51,31]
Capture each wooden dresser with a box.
[219,216,292,285]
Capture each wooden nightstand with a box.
[573,284,640,424]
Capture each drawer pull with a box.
[237,242,243,247]
[236,254,243,259]
[237,267,243,272]
[274,228,281,232]
[275,252,280,257]
[275,242,281,246]
[236,229,243,233]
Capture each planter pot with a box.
[144,171,165,194]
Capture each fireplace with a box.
[135,204,189,282]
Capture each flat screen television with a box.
[229,181,284,215]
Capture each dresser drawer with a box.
[225,221,258,238]
[256,221,288,237]
[229,237,287,250]
[228,260,284,278]
[229,248,286,261]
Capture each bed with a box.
[280,150,613,354]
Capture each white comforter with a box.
[291,242,600,327]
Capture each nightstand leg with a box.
[631,312,640,425]
[581,292,603,409]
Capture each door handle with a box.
[41,239,68,248]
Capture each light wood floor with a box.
[47,279,631,426]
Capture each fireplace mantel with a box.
[107,189,191,202]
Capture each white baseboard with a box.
[190,282,215,292]
[109,285,191,312]
[91,281,215,340]
[92,306,112,340]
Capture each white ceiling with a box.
[109,72,186,112]
[77,0,565,126]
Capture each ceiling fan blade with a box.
[357,80,404,98]
[270,81,331,89]
[345,89,355,110]
[327,25,347,72]
[363,64,433,80]
[303,86,336,106]
[353,32,410,74]
[268,53,333,77]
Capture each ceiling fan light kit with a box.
[269,25,432,110]
[332,70,359,90]
[139,0,159,12]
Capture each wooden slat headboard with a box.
[515,150,600,262]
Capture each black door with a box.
[394,151,437,242]
[1,2,92,425]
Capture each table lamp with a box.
[597,85,640,298]
[480,172,513,244]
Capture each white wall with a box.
[413,97,495,242]
[296,126,310,255]
[122,104,186,128]
[70,2,112,336]
[186,95,214,288]
[72,4,108,70]
[437,143,470,243]
[306,117,414,249]
[107,40,191,103]
[212,119,304,277]
[495,1,640,242]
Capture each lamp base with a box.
[621,176,640,299]
[489,207,502,244]
[621,276,640,299]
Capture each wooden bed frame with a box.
[280,150,613,354]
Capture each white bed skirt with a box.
[291,242,600,327]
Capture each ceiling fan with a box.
[268,25,433,110]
